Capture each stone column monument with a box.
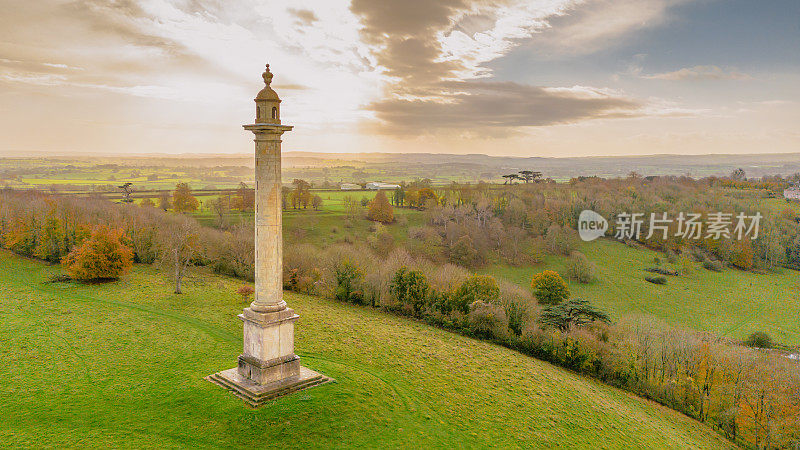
[208,65,329,406]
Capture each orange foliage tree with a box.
[367,190,394,223]
[62,225,134,280]
[731,240,755,270]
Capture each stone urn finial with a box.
[262,64,273,86]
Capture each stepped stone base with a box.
[206,366,332,407]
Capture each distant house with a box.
[340,183,361,190]
[785,185,800,201]
[366,182,401,190]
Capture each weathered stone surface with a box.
[238,308,299,382]
[207,366,332,408]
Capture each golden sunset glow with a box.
[1,0,798,157]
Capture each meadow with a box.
[483,238,800,345]
[0,250,735,448]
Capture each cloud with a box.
[643,65,752,81]
[518,0,691,57]
[288,8,319,26]
[351,0,646,135]
[368,80,643,135]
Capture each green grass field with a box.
[484,239,800,345]
[0,250,733,448]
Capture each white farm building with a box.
[785,185,800,201]
[366,182,401,190]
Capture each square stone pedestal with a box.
[207,366,330,407]
[207,307,331,407]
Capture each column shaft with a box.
[251,132,285,312]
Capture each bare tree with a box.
[209,195,231,228]
[118,182,134,203]
[158,191,171,212]
[158,218,200,294]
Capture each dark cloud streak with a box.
[370,81,642,135]
[351,0,644,136]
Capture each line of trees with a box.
[0,189,254,292]
[390,176,800,272]
[502,170,543,184]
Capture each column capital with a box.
[243,124,293,133]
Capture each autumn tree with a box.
[172,183,199,213]
[417,188,438,208]
[451,275,500,314]
[367,190,394,223]
[33,207,66,263]
[343,195,362,220]
[291,179,311,209]
[140,198,155,208]
[233,182,254,211]
[62,225,134,280]
[311,195,323,210]
[237,285,254,303]
[389,266,430,316]
[404,187,438,208]
[731,240,755,270]
[531,270,570,305]
[449,234,480,267]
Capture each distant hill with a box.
[2,151,798,186]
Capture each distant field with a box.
[4,152,800,188]
[0,158,247,191]
[484,239,800,345]
[0,251,734,448]
[0,156,496,191]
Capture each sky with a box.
[0,0,798,157]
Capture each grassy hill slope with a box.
[0,251,734,448]
[486,239,800,345]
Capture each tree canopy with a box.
[367,190,394,223]
[539,298,610,331]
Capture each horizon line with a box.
[1,149,799,161]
